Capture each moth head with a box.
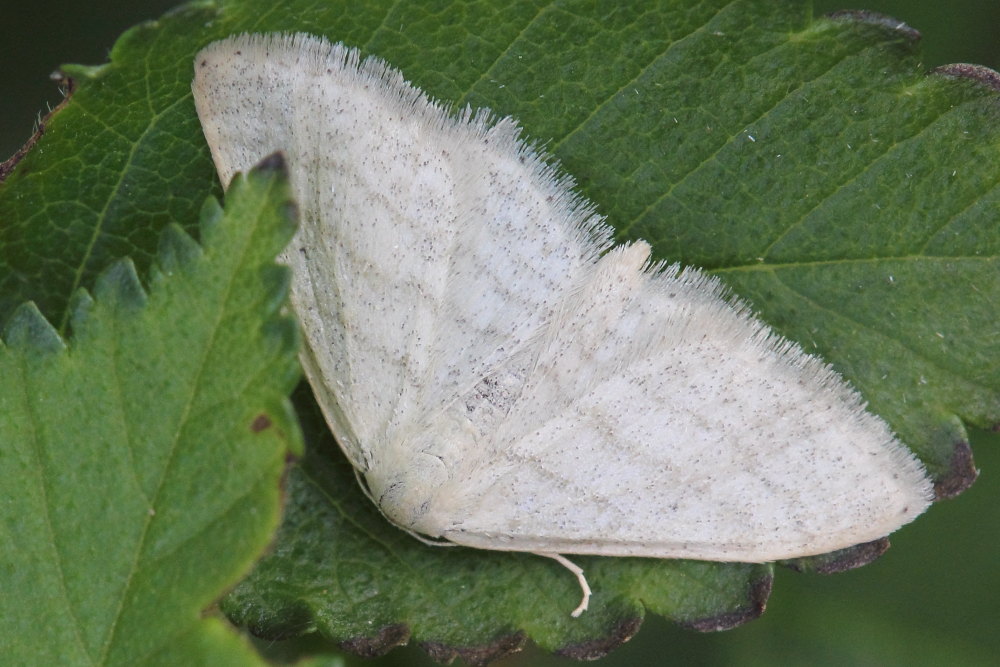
[363,450,450,537]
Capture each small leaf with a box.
[0,159,301,664]
[223,387,772,662]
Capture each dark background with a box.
[3,2,999,160]
[3,2,998,665]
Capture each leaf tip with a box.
[341,623,411,658]
[221,152,299,246]
[933,439,979,499]
[932,63,1000,92]
[262,315,301,375]
[155,223,204,278]
[93,258,147,310]
[197,194,225,239]
[254,150,288,175]
[420,631,526,666]
[825,10,922,44]
[251,152,300,234]
[555,618,641,661]
[783,538,891,574]
[67,288,95,333]
[679,572,772,632]
[1,302,64,353]
[0,77,77,184]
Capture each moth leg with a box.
[353,467,378,507]
[407,530,457,547]
[536,552,591,617]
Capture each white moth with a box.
[192,33,934,616]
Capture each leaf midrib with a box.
[97,192,270,663]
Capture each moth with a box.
[192,33,933,616]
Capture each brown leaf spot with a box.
[933,64,1000,92]
[555,616,642,661]
[934,440,979,499]
[420,631,525,666]
[680,572,772,632]
[781,538,890,575]
[820,538,890,574]
[250,414,272,432]
[339,623,410,658]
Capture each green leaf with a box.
[1,0,997,662]
[0,157,301,664]
[223,388,770,662]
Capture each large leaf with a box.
[1,0,997,662]
[0,158,300,664]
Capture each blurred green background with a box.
[3,1,998,665]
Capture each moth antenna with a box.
[353,467,379,507]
